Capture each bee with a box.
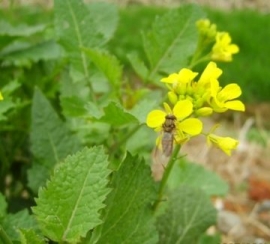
[161,114,176,157]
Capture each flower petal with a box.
[225,100,245,111]
[219,83,242,100]
[178,118,203,135]
[161,73,179,84]
[173,100,193,119]
[208,134,238,155]
[146,110,166,128]
[198,62,222,85]
[178,68,198,84]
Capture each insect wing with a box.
[161,131,174,157]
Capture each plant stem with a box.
[153,144,181,211]
[188,54,211,69]
[0,227,12,244]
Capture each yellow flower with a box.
[0,91,3,100]
[197,61,222,87]
[196,18,217,40]
[211,32,239,62]
[210,83,245,112]
[207,134,239,155]
[146,100,203,145]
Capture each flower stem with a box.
[153,144,181,211]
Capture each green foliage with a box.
[19,229,46,244]
[0,80,21,121]
[129,5,205,83]
[0,193,7,217]
[168,161,229,196]
[28,88,81,193]
[156,186,217,244]
[100,101,138,126]
[90,153,158,244]
[0,1,245,243]
[0,40,62,67]
[54,0,118,74]
[83,48,123,96]
[198,233,221,244]
[1,209,38,242]
[33,147,111,243]
[0,21,46,38]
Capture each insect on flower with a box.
[161,114,176,156]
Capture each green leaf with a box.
[142,5,204,81]
[100,101,138,126]
[198,234,221,244]
[32,146,111,243]
[167,162,229,196]
[60,96,88,117]
[19,229,46,244]
[0,21,47,37]
[1,210,38,242]
[127,52,149,80]
[0,193,7,217]
[157,186,217,244]
[0,40,62,67]
[28,88,81,193]
[0,226,12,244]
[54,0,118,72]
[0,80,21,121]
[130,98,159,124]
[59,70,92,118]
[91,153,158,244]
[83,48,122,89]
[86,2,118,44]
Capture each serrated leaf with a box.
[54,0,118,72]
[0,40,62,67]
[83,48,122,89]
[91,153,158,244]
[28,88,81,193]
[167,162,229,196]
[0,193,7,217]
[0,21,46,37]
[127,52,149,80]
[157,186,216,244]
[100,101,138,126]
[33,147,111,243]
[142,5,204,81]
[19,229,46,244]
[1,210,38,242]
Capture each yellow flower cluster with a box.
[195,19,239,63]
[0,91,3,100]
[146,62,245,156]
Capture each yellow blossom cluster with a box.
[146,62,245,156]
[194,19,239,64]
[0,91,3,100]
